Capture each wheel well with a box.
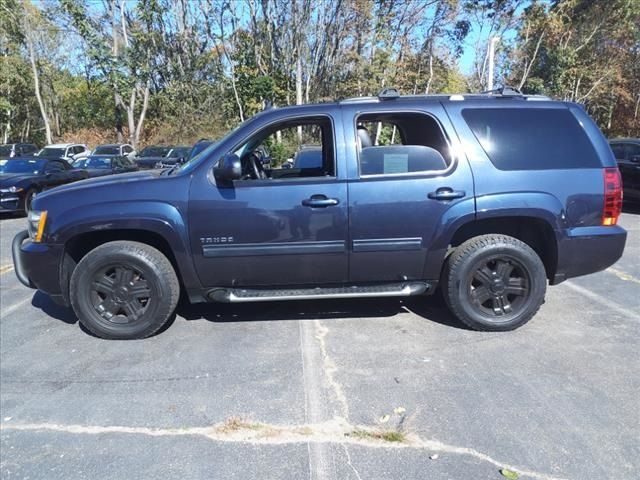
[64,229,182,284]
[449,217,558,280]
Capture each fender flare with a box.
[50,201,201,291]
[422,192,565,280]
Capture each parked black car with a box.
[609,138,640,203]
[72,155,139,178]
[92,144,136,159]
[134,146,190,170]
[0,143,38,159]
[0,158,87,214]
[187,139,216,162]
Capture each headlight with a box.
[0,186,24,193]
[28,210,48,242]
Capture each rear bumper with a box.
[12,230,67,304]
[552,225,627,284]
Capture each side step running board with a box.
[207,282,430,303]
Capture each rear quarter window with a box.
[462,108,601,170]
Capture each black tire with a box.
[443,234,546,331]
[24,188,36,215]
[70,240,180,339]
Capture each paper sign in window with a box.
[383,153,409,174]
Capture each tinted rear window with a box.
[462,108,601,170]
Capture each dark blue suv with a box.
[12,89,627,339]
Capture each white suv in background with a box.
[37,143,90,163]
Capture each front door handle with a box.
[428,188,466,201]
[302,194,340,208]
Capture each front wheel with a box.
[70,241,180,339]
[23,188,36,215]
[443,234,547,331]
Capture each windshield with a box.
[93,146,119,155]
[0,159,46,174]
[83,157,112,169]
[175,113,263,174]
[188,142,214,161]
[38,147,66,158]
[0,145,13,156]
[139,146,170,157]
[168,147,190,158]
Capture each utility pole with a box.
[487,36,500,91]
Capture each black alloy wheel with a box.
[90,264,152,324]
[468,256,530,319]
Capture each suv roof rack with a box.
[338,88,550,104]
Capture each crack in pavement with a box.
[0,420,568,480]
[313,320,349,420]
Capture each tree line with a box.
[1,0,638,149]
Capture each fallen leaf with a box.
[500,468,519,479]
[379,414,390,423]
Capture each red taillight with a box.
[602,167,623,226]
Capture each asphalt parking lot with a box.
[1,211,638,480]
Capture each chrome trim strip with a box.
[352,237,423,252]
[203,240,346,257]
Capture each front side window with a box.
[355,112,451,176]
[462,108,601,170]
[139,146,170,157]
[0,145,13,156]
[611,144,626,160]
[38,147,66,158]
[232,117,335,181]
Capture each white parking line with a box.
[1,296,32,318]
[0,264,14,275]
[564,281,640,323]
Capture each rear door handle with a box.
[428,188,466,201]
[302,195,340,208]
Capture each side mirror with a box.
[213,153,241,183]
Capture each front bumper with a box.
[0,191,24,212]
[552,225,627,284]
[12,230,67,304]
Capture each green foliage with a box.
[2,0,637,146]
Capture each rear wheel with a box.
[70,241,180,339]
[443,234,546,331]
